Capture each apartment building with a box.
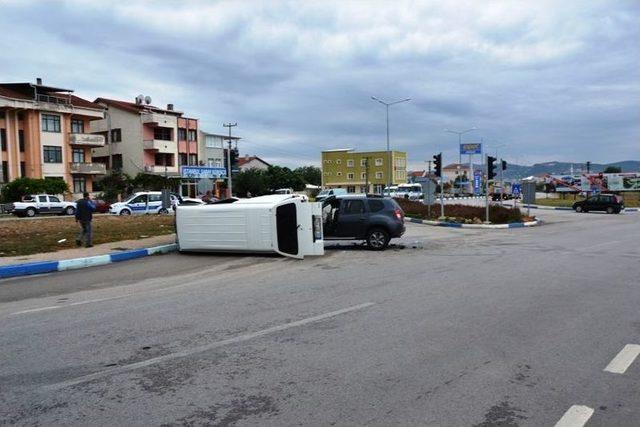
[321,149,407,193]
[0,79,106,198]
[198,131,239,169]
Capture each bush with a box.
[396,198,526,224]
[0,177,70,202]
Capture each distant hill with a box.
[500,160,640,180]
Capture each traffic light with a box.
[501,159,507,171]
[487,156,497,180]
[433,152,442,177]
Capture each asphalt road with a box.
[1,210,639,426]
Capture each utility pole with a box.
[364,157,370,194]
[223,122,237,198]
[427,160,432,218]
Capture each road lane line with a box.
[604,344,640,374]
[554,405,594,427]
[9,296,128,316]
[45,302,375,390]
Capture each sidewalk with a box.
[0,234,176,266]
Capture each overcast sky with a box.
[1,0,638,169]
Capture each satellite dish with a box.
[144,96,152,105]
[135,94,144,105]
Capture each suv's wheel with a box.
[65,206,75,216]
[575,206,583,213]
[366,228,390,251]
[606,206,614,214]
[25,207,36,217]
[119,209,131,216]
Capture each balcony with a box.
[69,162,107,175]
[143,164,179,175]
[143,139,176,153]
[141,112,175,127]
[69,133,105,147]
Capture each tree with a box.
[131,173,178,193]
[235,168,270,197]
[0,177,69,202]
[266,166,305,191]
[294,166,322,186]
[94,171,134,203]
[604,166,621,173]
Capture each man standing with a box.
[75,192,96,248]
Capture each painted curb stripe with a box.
[405,216,539,229]
[0,243,178,279]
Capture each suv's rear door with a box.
[36,195,50,213]
[48,195,64,213]
[336,199,368,238]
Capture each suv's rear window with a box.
[368,199,385,212]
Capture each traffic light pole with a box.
[485,154,490,223]
[223,122,237,198]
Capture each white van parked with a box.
[176,194,324,259]
[395,184,423,200]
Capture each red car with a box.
[92,199,111,214]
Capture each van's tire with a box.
[25,208,36,217]
[65,206,75,216]
[366,228,390,251]
[119,209,131,216]
[575,206,583,213]
[606,206,614,214]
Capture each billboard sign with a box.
[546,173,640,192]
[181,166,227,179]
[460,143,482,155]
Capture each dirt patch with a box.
[0,215,175,257]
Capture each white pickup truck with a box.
[8,194,76,217]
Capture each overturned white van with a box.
[176,195,324,259]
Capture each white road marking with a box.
[554,405,594,427]
[604,344,640,374]
[45,302,375,390]
[9,295,127,316]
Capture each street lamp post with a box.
[371,96,410,193]
[445,127,477,194]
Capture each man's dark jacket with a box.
[75,199,95,222]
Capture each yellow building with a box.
[321,149,407,193]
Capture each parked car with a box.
[315,188,348,202]
[395,183,423,200]
[573,194,624,214]
[109,191,185,215]
[92,199,111,214]
[274,188,294,195]
[8,194,76,217]
[322,195,405,250]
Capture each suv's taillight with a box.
[394,209,403,221]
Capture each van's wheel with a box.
[575,206,583,213]
[606,206,614,214]
[25,208,36,217]
[366,228,390,251]
[65,206,75,216]
[120,209,131,216]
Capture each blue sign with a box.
[460,143,482,155]
[473,170,482,194]
[512,183,521,196]
[180,166,227,179]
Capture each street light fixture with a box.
[371,96,411,193]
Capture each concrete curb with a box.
[523,204,639,212]
[0,244,178,279]
[407,216,541,229]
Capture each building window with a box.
[361,172,367,179]
[347,173,354,180]
[205,135,222,148]
[0,111,5,119]
[396,170,405,179]
[375,158,383,166]
[336,159,341,165]
[72,148,85,163]
[1,161,8,183]
[1,128,7,151]
[396,158,406,167]
[155,153,174,166]
[375,172,383,179]
[20,161,25,177]
[347,186,356,193]
[336,172,342,176]
[324,172,331,176]
[208,158,223,167]
[188,130,197,141]
[43,146,62,163]
[347,159,354,167]
[179,154,188,166]
[189,154,197,165]
[73,176,86,193]
[154,127,172,141]
[112,154,123,170]
[178,128,187,140]
[360,159,367,166]
[71,119,84,134]
[18,130,25,152]
[110,128,122,142]
[41,114,61,132]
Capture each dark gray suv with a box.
[322,195,405,250]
